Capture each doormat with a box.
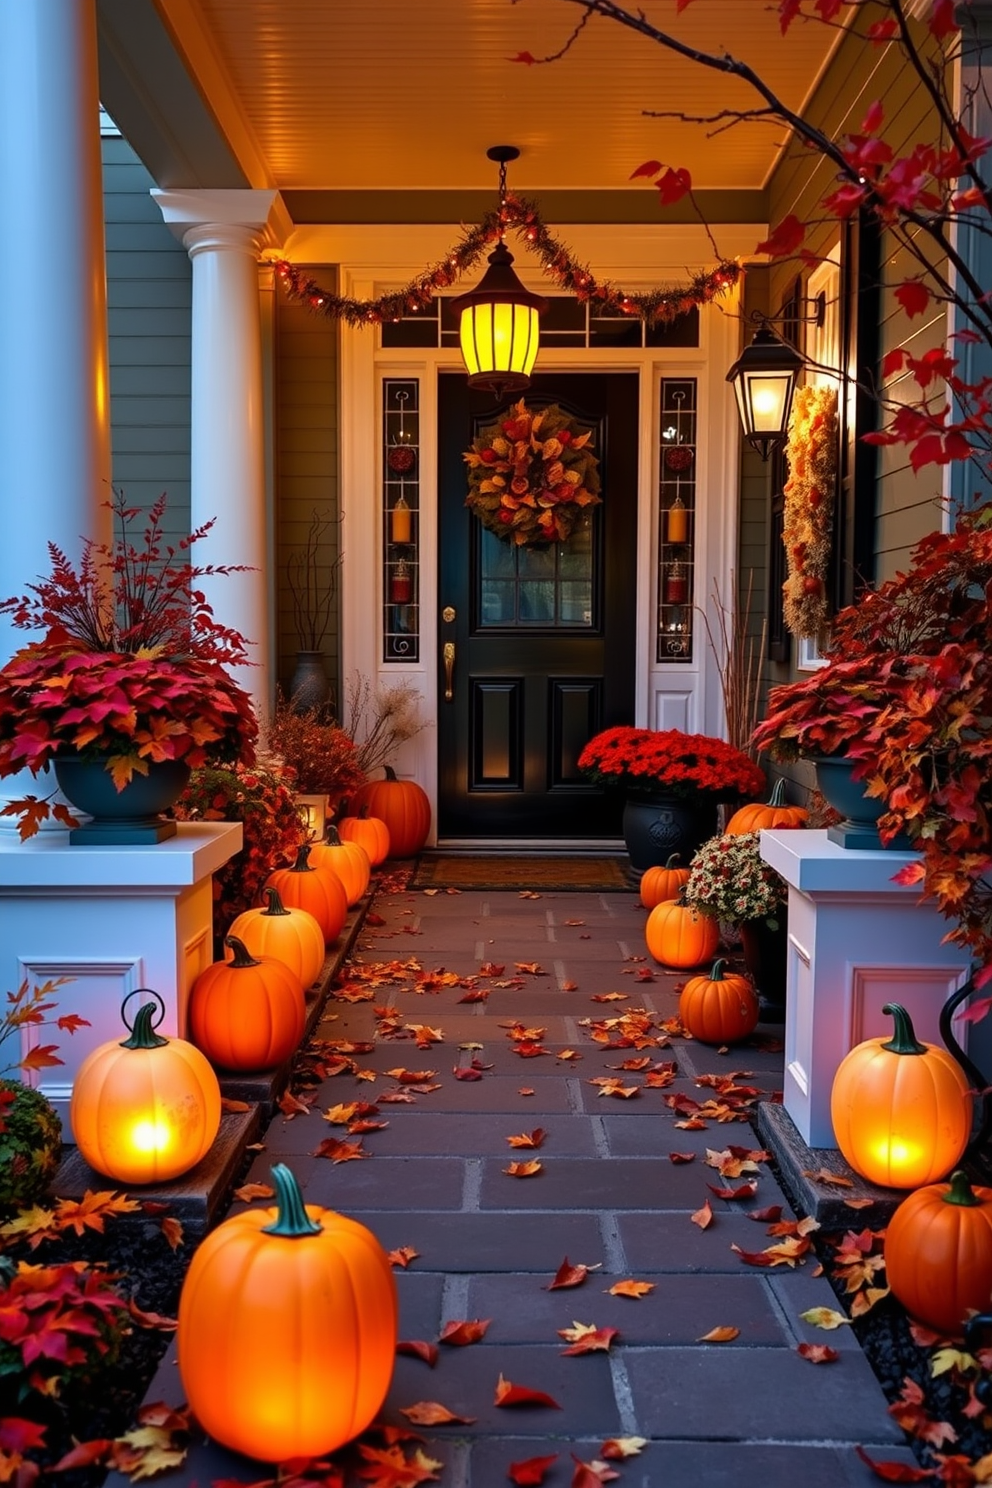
[410,854,631,892]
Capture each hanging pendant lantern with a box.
[450,146,547,396]
[726,326,804,461]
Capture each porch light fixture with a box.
[450,146,547,396]
[726,326,806,461]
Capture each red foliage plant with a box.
[0,491,257,837]
[578,726,765,801]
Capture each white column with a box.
[152,190,291,722]
[0,0,113,820]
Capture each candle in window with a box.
[666,496,688,545]
[664,560,688,605]
[391,495,412,545]
[389,558,413,604]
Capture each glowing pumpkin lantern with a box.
[70,991,220,1184]
[177,1162,397,1461]
[830,1003,972,1188]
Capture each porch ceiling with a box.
[102,0,841,205]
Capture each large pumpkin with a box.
[338,810,390,867]
[228,888,326,989]
[830,1003,972,1188]
[265,844,348,942]
[726,778,808,834]
[70,994,220,1184]
[885,1170,992,1336]
[639,854,690,910]
[189,936,305,1072]
[346,766,430,858]
[645,899,720,969]
[177,1162,397,1461]
[680,958,759,1044]
[308,828,371,908]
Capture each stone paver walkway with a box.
[145,885,920,1486]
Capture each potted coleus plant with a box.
[752,504,992,992]
[577,725,765,878]
[0,491,257,842]
[683,831,789,1013]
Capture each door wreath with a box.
[463,399,601,546]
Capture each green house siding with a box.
[102,137,192,547]
[274,279,341,709]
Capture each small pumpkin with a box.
[645,897,720,969]
[885,1170,992,1336]
[227,887,326,988]
[680,958,759,1044]
[70,993,220,1184]
[639,854,690,910]
[189,936,305,1072]
[725,777,808,834]
[346,766,431,858]
[830,1003,972,1188]
[338,808,390,867]
[177,1162,398,1461]
[265,843,348,942]
[308,827,371,907]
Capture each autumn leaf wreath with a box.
[463,399,601,546]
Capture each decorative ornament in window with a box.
[463,398,600,546]
[782,385,838,641]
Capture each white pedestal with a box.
[759,829,971,1148]
[0,823,242,1118]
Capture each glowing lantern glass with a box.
[451,241,547,395]
[829,1003,972,1188]
[726,326,804,461]
[69,990,221,1184]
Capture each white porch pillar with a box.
[0,0,112,661]
[152,190,291,721]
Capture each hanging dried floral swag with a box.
[782,385,838,640]
[463,400,601,546]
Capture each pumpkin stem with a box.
[120,1001,169,1050]
[358,805,370,820]
[943,1169,983,1207]
[881,1003,927,1056]
[384,765,398,781]
[224,935,262,968]
[768,778,787,807]
[292,844,314,872]
[664,853,682,869]
[325,826,342,846]
[708,959,727,980]
[262,887,291,918]
[262,1163,322,1238]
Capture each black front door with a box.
[437,372,638,839]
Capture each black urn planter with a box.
[54,757,191,845]
[739,917,787,1015]
[621,792,718,885]
[813,754,911,851]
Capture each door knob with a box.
[443,641,455,702]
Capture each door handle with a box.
[443,641,455,702]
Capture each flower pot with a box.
[739,917,787,1016]
[289,652,331,714]
[813,755,911,851]
[622,792,718,885]
[54,758,190,845]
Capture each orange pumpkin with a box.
[830,1003,972,1188]
[177,1162,397,1461]
[347,766,431,858]
[70,994,220,1184]
[680,958,759,1044]
[228,887,326,989]
[726,778,808,834]
[308,827,371,907]
[885,1170,992,1337]
[639,854,690,910]
[265,844,348,942]
[189,936,305,1072]
[645,898,720,968]
[338,809,390,867]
